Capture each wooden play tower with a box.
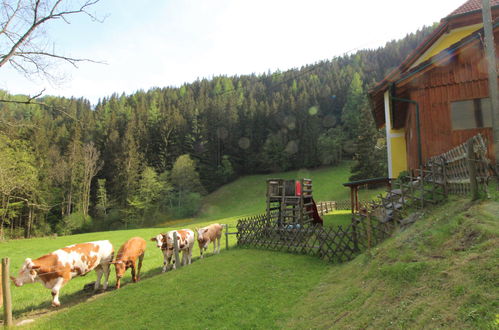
[266,178,322,227]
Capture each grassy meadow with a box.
[196,162,381,222]
[3,164,496,328]
[3,197,495,329]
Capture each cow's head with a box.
[150,234,167,249]
[11,258,39,287]
[110,260,129,289]
[111,260,127,278]
[196,228,209,249]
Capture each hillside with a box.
[0,25,436,239]
[5,197,496,328]
[197,162,380,222]
[284,198,499,329]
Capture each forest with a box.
[0,25,435,239]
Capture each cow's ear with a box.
[150,237,157,242]
[203,229,209,233]
[31,265,41,270]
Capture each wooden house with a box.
[369,0,499,178]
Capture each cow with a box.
[195,223,223,259]
[151,229,194,272]
[111,237,146,289]
[10,240,114,307]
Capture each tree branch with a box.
[0,0,103,72]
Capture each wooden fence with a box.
[379,134,492,222]
[427,134,491,196]
[236,212,394,263]
[316,201,336,215]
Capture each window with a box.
[451,98,492,130]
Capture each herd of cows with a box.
[9,223,224,307]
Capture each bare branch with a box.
[13,50,106,68]
[0,0,104,78]
[0,89,80,123]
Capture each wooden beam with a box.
[481,0,499,166]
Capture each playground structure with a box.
[266,178,323,227]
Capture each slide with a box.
[309,199,323,226]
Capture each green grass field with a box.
[196,162,382,222]
[2,164,496,328]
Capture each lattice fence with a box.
[236,212,394,263]
[379,134,492,222]
[316,201,336,215]
[427,133,491,195]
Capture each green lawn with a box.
[197,163,357,221]
[322,210,352,228]
[26,250,330,330]
[1,220,239,322]
[5,197,496,329]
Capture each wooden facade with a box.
[394,29,498,170]
[369,2,499,175]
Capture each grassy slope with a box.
[283,198,499,329]
[2,164,358,322]
[17,198,498,329]
[1,222,240,321]
[196,162,381,222]
[28,250,330,330]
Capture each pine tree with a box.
[349,105,387,181]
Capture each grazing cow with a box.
[151,229,194,272]
[196,224,223,259]
[10,240,114,307]
[111,237,146,289]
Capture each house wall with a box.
[403,32,497,170]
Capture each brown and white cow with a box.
[151,229,194,272]
[196,223,223,259]
[111,237,146,289]
[11,240,114,307]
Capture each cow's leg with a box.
[213,240,217,254]
[217,236,221,253]
[164,251,173,272]
[137,254,144,281]
[51,277,64,307]
[102,262,111,290]
[131,263,137,282]
[181,250,186,266]
[200,246,204,259]
[188,247,193,264]
[94,265,103,291]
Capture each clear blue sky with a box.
[1,0,467,104]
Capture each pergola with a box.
[342,177,391,214]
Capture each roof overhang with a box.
[369,2,499,129]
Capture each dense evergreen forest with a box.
[0,25,435,239]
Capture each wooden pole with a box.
[172,232,181,269]
[2,258,13,327]
[367,213,372,250]
[481,0,499,166]
[467,140,480,200]
[225,224,229,250]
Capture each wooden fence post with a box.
[351,216,359,252]
[2,258,13,327]
[367,214,372,250]
[172,232,181,269]
[225,224,229,250]
[467,139,479,200]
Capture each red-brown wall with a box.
[402,31,497,170]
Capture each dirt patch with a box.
[448,226,482,252]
